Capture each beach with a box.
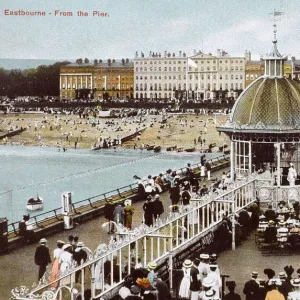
[0,112,230,151]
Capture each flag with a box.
[187,58,198,69]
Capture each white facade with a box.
[134,51,187,100]
[134,50,248,101]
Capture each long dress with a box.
[59,250,74,285]
[49,248,63,288]
[288,166,297,186]
[124,205,134,229]
[94,244,108,290]
[179,267,191,299]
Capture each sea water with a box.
[0,145,222,223]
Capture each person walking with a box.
[113,203,125,225]
[49,240,65,288]
[205,161,211,180]
[73,241,88,283]
[152,194,164,221]
[223,281,241,300]
[179,259,193,299]
[59,243,74,284]
[124,199,134,230]
[243,271,260,300]
[143,196,154,227]
[190,258,201,300]
[34,238,51,282]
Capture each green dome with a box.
[228,77,300,131]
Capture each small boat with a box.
[26,197,44,211]
[166,145,177,151]
[146,145,155,151]
[154,146,161,153]
[185,148,196,152]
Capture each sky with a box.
[0,0,299,61]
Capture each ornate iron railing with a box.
[11,176,256,300]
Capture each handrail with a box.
[14,175,254,300]
[7,155,230,234]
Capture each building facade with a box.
[134,49,249,102]
[134,51,187,101]
[60,60,134,100]
[245,60,293,88]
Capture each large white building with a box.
[134,51,187,101]
[134,49,250,101]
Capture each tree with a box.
[84,58,89,64]
[94,59,98,65]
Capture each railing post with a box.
[231,192,236,251]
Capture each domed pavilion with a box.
[217,22,300,202]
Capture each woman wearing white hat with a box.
[179,259,193,299]
[288,278,300,299]
[59,243,74,285]
[94,243,109,290]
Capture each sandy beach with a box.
[0,112,230,151]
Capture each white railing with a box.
[11,179,257,300]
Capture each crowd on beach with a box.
[0,105,230,151]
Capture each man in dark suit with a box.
[34,238,51,281]
[264,220,277,243]
[73,241,88,283]
[264,205,276,222]
[190,258,201,300]
[243,271,260,300]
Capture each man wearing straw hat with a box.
[243,271,260,300]
[34,238,51,281]
[190,258,201,300]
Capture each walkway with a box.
[2,166,276,300]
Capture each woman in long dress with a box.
[59,244,74,285]
[179,260,193,299]
[49,240,65,288]
[288,164,297,186]
[94,243,109,291]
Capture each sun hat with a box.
[278,272,286,279]
[251,271,258,277]
[57,240,65,244]
[200,253,210,259]
[183,259,193,268]
[39,238,47,244]
[62,243,72,250]
[77,242,84,247]
[154,194,160,199]
[268,279,282,286]
[147,262,157,270]
[202,277,215,287]
[124,199,132,206]
[205,289,215,297]
[291,278,300,287]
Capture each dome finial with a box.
[270,9,284,44]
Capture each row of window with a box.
[136,66,244,72]
[135,82,243,91]
[136,74,244,81]
[62,84,133,89]
[135,59,244,65]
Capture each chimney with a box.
[164,51,167,58]
[179,51,182,57]
[217,49,221,57]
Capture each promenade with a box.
[3,167,299,300]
